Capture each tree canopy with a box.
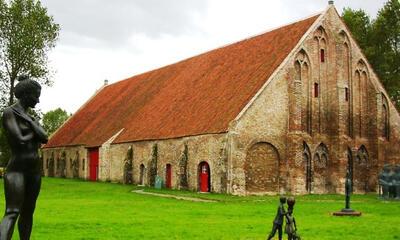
[0,116,10,166]
[342,0,400,107]
[0,0,60,108]
[0,0,59,166]
[42,108,70,136]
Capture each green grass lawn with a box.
[0,177,399,240]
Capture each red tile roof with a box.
[44,15,319,148]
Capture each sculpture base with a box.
[332,209,362,216]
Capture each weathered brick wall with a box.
[244,143,279,193]
[42,134,228,193]
[100,133,228,193]
[228,58,289,195]
[229,6,400,195]
[41,146,88,180]
[41,6,400,196]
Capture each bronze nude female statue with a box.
[285,197,299,240]
[0,75,48,240]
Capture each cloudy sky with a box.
[38,0,387,114]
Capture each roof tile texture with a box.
[45,15,319,148]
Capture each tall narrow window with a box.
[314,83,319,97]
[382,102,389,140]
[320,49,325,62]
[345,87,349,101]
[295,50,312,134]
[381,93,390,140]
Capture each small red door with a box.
[166,164,172,189]
[89,148,99,181]
[199,162,210,192]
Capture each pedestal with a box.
[332,208,362,216]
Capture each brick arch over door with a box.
[245,142,280,193]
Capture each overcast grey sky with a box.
[38,0,387,113]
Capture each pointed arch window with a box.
[313,26,328,135]
[357,145,368,167]
[315,27,327,63]
[338,31,352,137]
[303,142,312,193]
[295,50,312,134]
[314,143,328,168]
[382,93,390,139]
[355,60,369,137]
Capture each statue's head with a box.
[279,196,287,204]
[346,168,350,175]
[14,75,41,108]
[287,197,296,207]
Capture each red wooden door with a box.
[89,148,99,181]
[199,162,210,192]
[166,164,172,188]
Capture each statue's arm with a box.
[279,206,286,215]
[29,119,48,144]
[379,179,389,185]
[2,109,34,143]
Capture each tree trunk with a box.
[8,77,15,106]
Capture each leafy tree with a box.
[0,116,11,167]
[0,0,58,166]
[342,0,400,107]
[342,8,372,51]
[42,108,70,136]
[0,0,60,107]
[372,0,400,105]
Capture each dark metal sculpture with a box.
[378,164,392,199]
[266,196,286,240]
[394,165,400,200]
[0,75,48,240]
[343,169,352,211]
[333,169,361,216]
[378,164,400,199]
[285,197,300,240]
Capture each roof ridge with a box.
[104,12,324,89]
[43,83,106,148]
[231,10,326,124]
[45,12,321,148]
[217,11,322,50]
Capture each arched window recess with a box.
[313,143,328,168]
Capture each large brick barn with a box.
[42,4,400,195]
